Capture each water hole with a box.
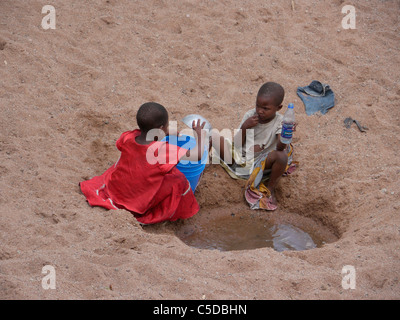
[174,211,336,252]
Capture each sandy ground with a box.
[1,0,399,300]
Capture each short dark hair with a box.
[257,82,285,106]
[136,102,168,133]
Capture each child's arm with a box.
[233,115,259,147]
[276,138,287,151]
[186,119,206,161]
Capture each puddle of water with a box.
[176,214,325,252]
[269,224,317,252]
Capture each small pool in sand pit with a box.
[175,212,332,252]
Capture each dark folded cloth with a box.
[297,80,335,115]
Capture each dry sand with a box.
[0,0,399,299]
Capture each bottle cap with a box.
[288,103,294,109]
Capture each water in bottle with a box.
[280,103,295,144]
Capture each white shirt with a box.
[238,109,283,161]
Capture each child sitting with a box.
[211,82,297,210]
[80,102,205,224]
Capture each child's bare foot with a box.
[269,190,277,206]
[261,187,277,211]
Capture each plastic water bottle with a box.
[280,103,295,144]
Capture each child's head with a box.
[255,82,285,123]
[136,102,169,134]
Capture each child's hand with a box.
[241,115,259,129]
[249,144,263,153]
[192,119,206,138]
[186,119,206,161]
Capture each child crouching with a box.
[80,102,205,224]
